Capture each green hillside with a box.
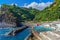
[34,0,60,21]
[0,0,60,23]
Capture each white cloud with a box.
[24,2,53,10]
[11,3,17,6]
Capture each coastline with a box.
[7,26,28,35]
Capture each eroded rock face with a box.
[0,22,16,28]
[0,7,24,27]
[0,12,16,27]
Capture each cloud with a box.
[24,2,53,10]
[11,3,18,6]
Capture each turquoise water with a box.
[33,25,54,32]
[0,28,15,34]
[0,28,30,40]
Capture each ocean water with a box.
[0,28,15,34]
[0,28,30,40]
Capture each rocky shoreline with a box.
[26,33,39,40]
[24,21,60,40]
[6,26,28,36]
[0,22,16,28]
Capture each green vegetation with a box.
[0,0,60,22]
[34,0,60,21]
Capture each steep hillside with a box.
[34,0,60,21]
[0,0,60,23]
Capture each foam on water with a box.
[0,28,15,35]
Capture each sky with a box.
[0,0,54,10]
